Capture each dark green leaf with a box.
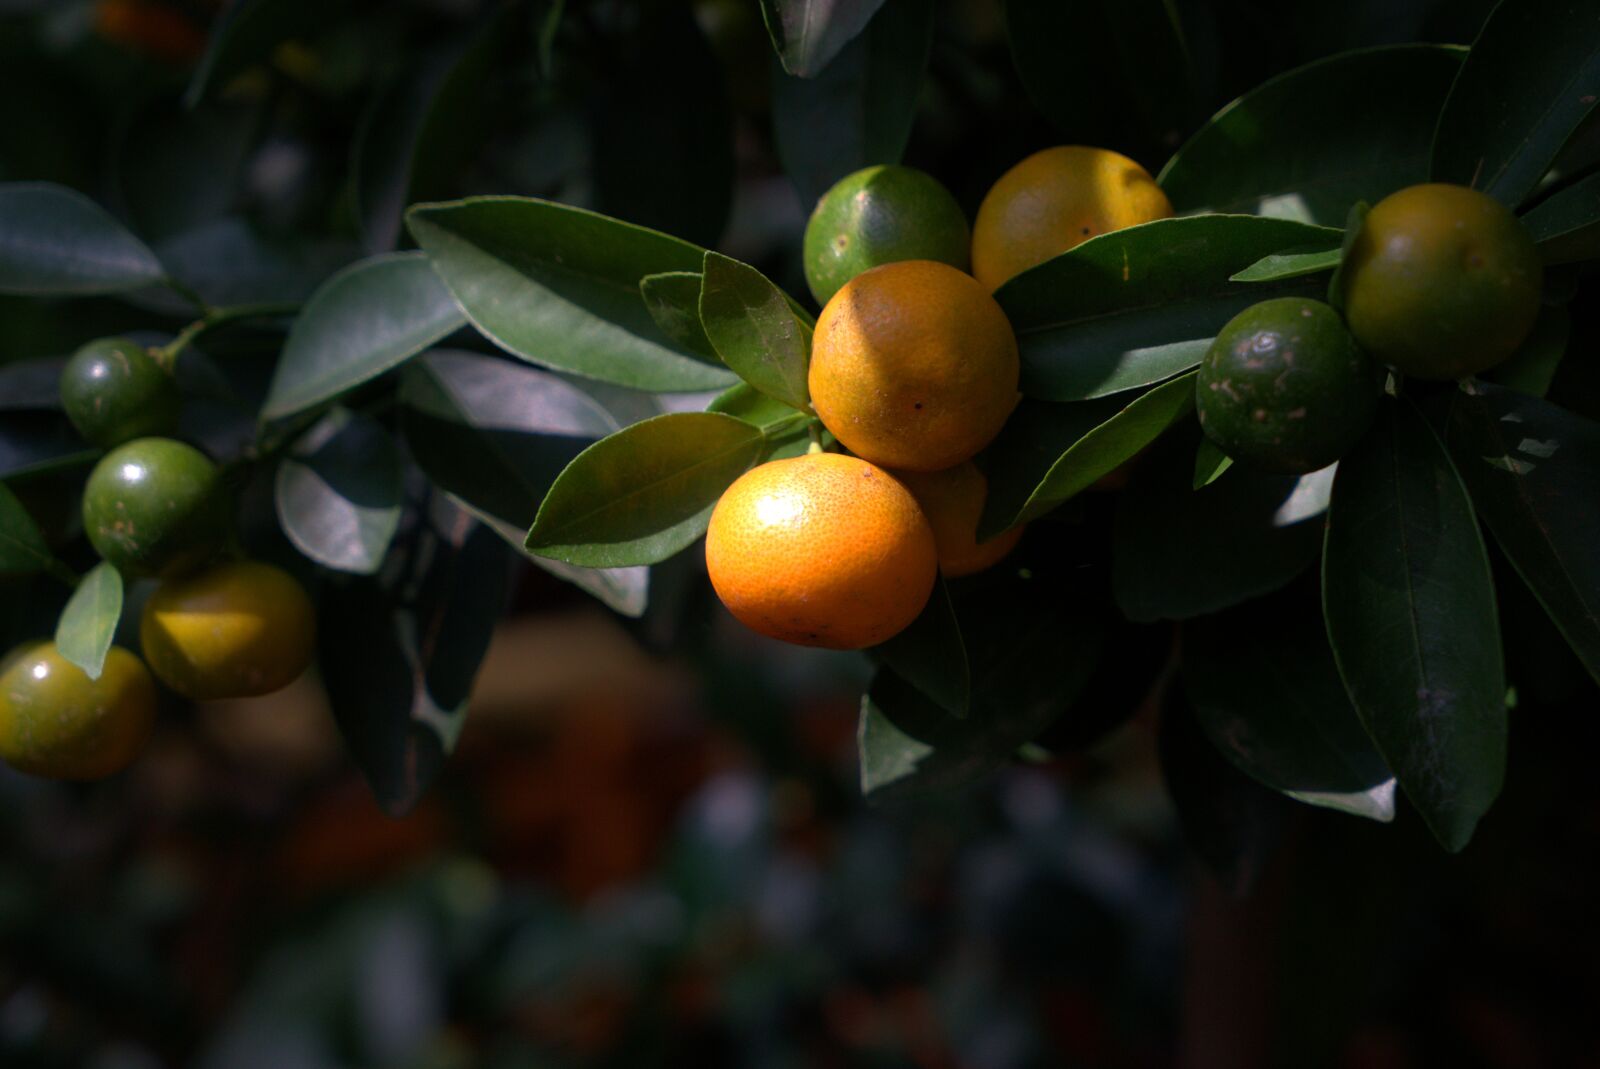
[771,0,934,206]
[699,252,813,411]
[996,215,1337,400]
[1193,437,1233,488]
[1004,0,1192,152]
[1185,597,1396,822]
[1114,430,1328,621]
[1438,381,1600,686]
[758,0,888,77]
[1485,303,1569,398]
[0,482,52,577]
[979,371,1196,539]
[872,578,968,718]
[0,415,98,480]
[406,197,736,392]
[54,562,122,681]
[1431,0,1600,207]
[262,252,465,421]
[1230,243,1343,283]
[640,272,718,360]
[1325,201,1370,311]
[1323,397,1505,853]
[1158,45,1465,224]
[0,357,67,412]
[0,183,165,296]
[152,217,356,311]
[705,384,814,460]
[275,409,404,575]
[1522,171,1600,265]
[114,99,261,243]
[321,502,511,816]
[185,0,356,109]
[525,412,764,568]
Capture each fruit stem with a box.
[151,302,303,371]
[807,424,824,455]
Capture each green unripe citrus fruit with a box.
[803,165,970,306]
[1338,183,1542,380]
[58,337,180,448]
[0,641,157,779]
[82,437,230,577]
[1196,297,1380,474]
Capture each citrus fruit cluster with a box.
[0,338,317,782]
[1197,183,1543,473]
[707,147,1173,650]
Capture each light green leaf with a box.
[55,563,123,680]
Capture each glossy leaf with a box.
[1185,597,1396,822]
[0,482,52,577]
[54,562,122,680]
[1485,304,1570,398]
[1438,381,1600,686]
[1431,0,1600,207]
[1193,437,1233,488]
[872,578,968,718]
[185,0,354,108]
[770,0,934,206]
[1114,431,1326,621]
[1521,171,1600,265]
[525,412,764,568]
[406,197,736,392]
[0,183,165,296]
[978,371,1197,539]
[1159,46,1465,224]
[698,252,812,411]
[1230,243,1343,283]
[275,409,404,575]
[705,384,814,460]
[262,252,466,421]
[1323,397,1505,853]
[995,215,1336,400]
[640,272,718,359]
[459,502,648,619]
[758,0,888,77]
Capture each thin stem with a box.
[807,423,825,455]
[152,301,303,370]
[160,275,210,316]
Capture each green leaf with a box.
[1437,381,1600,687]
[1193,437,1233,488]
[320,502,511,816]
[0,183,165,296]
[1004,0,1192,152]
[0,482,52,577]
[1322,397,1506,853]
[698,252,813,411]
[1485,303,1569,398]
[1114,430,1328,621]
[525,412,765,568]
[0,416,98,481]
[705,384,814,460]
[275,409,404,575]
[262,252,466,421]
[0,358,66,412]
[152,216,355,310]
[1230,243,1343,283]
[995,215,1337,400]
[872,578,968,718]
[54,562,122,681]
[640,272,718,360]
[185,0,356,109]
[1158,45,1465,224]
[1325,201,1370,311]
[978,371,1197,539]
[1431,0,1600,208]
[1522,171,1600,265]
[406,197,736,392]
[758,0,888,77]
[1184,597,1396,822]
[770,0,934,206]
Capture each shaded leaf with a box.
[262,252,466,421]
[0,415,98,480]
[1230,243,1343,283]
[406,197,736,392]
[275,409,404,575]
[871,578,968,717]
[0,357,67,412]
[0,183,165,296]
[54,562,122,680]
[758,0,887,77]
[995,215,1337,400]
[699,252,812,411]
[186,0,356,109]
[0,482,52,577]
[640,272,718,360]
[152,216,356,311]
[1323,397,1505,853]
[1193,436,1233,488]
[1485,303,1569,398]
[1521,170,1600,265]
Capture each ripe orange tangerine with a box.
[705,452,937,649]
[893,462,1023,578]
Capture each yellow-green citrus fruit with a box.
[1196,297,1381,474]
[971,145,1173,290]
[141,560,316,700]
[1339,183,1543,380]
[82,437,229,577]
[808,260,1019,472]
[803,165,971,306]
[59,337,180,448]
[704,452,937,649]
[0,641,157,779]
[893,461,1023,577]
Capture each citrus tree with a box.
[1,0,1598,870]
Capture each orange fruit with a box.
[808,260,1019,472]
[971,145,1173,290]
[141,560,316,700]
[0,641,157,780]
[892,462,1023,578]
[705,453,937,649]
